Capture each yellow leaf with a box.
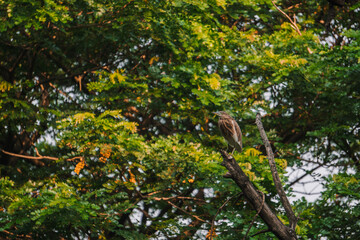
[74,158,85,175]
[245,148,261,156]
[73,112,95,125]
[0,78,13,92]
[215,0,226,9]
[206,73,221,90]
[348,176,358,184]
[247,171,255,181]
[206,228,217,239]
[259,155,267,163]
[149,56,159,65]
[129,170,136,184]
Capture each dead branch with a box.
[255,113,298,230]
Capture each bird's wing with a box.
[232,119,242,144]
[232,119,243,151]
[219,118,234,138]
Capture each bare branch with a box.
[165,200,209,224]
[153,196,206,202]
[255,113,298,230]
[1,149,58,161]
[1,149,83,162]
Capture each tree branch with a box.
[250,228,271,238]
[1,149,58,161]
[255,113,298,230]
[220,150,296,239]
[1,149,83,162]
[165,200,209,224]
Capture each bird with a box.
[213,111,243,154]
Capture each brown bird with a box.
[214,111,243,154]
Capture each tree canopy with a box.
[0,0,359,239]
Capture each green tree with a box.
[1,0,359,239]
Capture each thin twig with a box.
[288,164,323,187]
[153,196,206,202]
[209,193,243,240]
[271,1,313,54]
[1,149,58,161]
[243,192,265,240]
[166,200,209,224]
[250,228,271,237]
[49,82,74,101]
[272,1,301,35]
[1,149,82,162]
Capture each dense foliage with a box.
[1,0,359,239]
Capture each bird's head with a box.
[213,111,229,117]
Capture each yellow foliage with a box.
[126,122,138,133]
[346,176,358,187]
[245,170,256,181]
[215,0,226,8]
[129,169,136,184]
[99,144,111,163]
[245,148,261,157]
[149,56,159,65]
[73,112,95,125]
[0,78,13,92]
[74,158,85,175]
[109,69,126,83]
[279,58,308,67]
[348,176,358,184]
[277,215,288,225]
[243,162,252,170]
[206,73,221,90]
[259,155,267,163]
[206,228,217,239]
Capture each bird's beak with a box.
[212,111,219,116]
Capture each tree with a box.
[0,0,359,239]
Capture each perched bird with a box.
[213,111,243,154]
